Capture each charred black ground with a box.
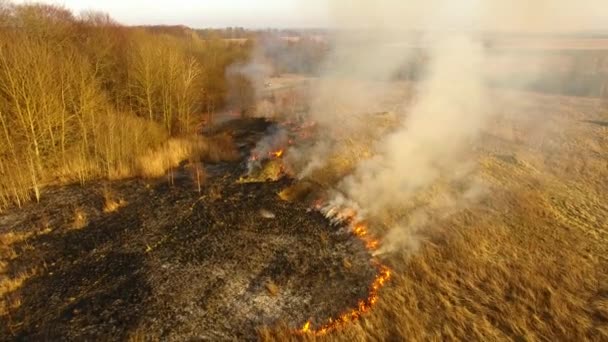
[0,118,376,341]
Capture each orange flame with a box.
[353,224,367,237]
[270,149,284,158]
[301,321,311,333]
[298,264,391,336]
[352,222,380,251]
[296,205,392,337]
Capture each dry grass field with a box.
[2,1,607,338]
[490,37,608,51]
[1,79,607,340]
[262,90,608,340]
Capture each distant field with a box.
[490,37,608,51]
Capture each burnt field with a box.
[0,118,378,340]
[0,88,607,341]
[2,1,608,340]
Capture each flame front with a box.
[296,206,392,336]
[353,222,381,252]
[270,149,284,158]
[301,321,311,333]
[298,263,391,336]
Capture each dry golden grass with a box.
[108,162,134,181]
[0,129,238,213]
[239,159,285,183]
[0,231,39,317]
[262,92,608,340]
[71,207,88,230]
[137,138,198,179]
[137,133,238,179]
[0,232,32,254]
[102,188,128,214]
[0,270,35,317]
[53,131,238,185]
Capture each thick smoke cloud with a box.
[293,0,607,253]
[339,36,485,217]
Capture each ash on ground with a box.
[0,118,376,341]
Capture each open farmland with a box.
[2,0,608,340]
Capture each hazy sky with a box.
[12,0,330,28]
[10,1,608,31]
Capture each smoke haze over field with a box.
[290,0,608,253]
[9,0,608,30]
[338,36,485,216]
[327,0,608,32]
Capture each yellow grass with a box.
[239,159,285,183]
[71,207,88,230]
[102,189,128,214]
[108,163,133,181]
[136,134,239,179]
[261,91,608,340]
[0,231,39,317]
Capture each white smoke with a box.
[338,35,485,218]
[225,44,273,114]
[247,126,288,174]
[291,0,608,253]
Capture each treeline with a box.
[195,28,328,41]
[0,2,252,209]
[194,29,329,75]
[196,27,254,40]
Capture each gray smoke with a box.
[247,126,288,174]
[293,0,607,253]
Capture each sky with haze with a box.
[12,0,330,28]
[10,0,608,31]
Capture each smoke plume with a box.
[339,35,485,217]
[247,125,288,174]
[291,0,608,253]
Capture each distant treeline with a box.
[195,27,328,40]
[195,28,330,75]
[261,36,328,75]
[0,2,254,209]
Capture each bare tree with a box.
[0,2,252,210]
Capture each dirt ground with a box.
[0,119,377,341]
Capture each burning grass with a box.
[0,175,379,340]
[0,86,606,340]
[240,128,397,336]
[297,263,391,337]
[239,159,286,183]
[271,201,394,337]
[0,118,380,340]
[261,90,608,341]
